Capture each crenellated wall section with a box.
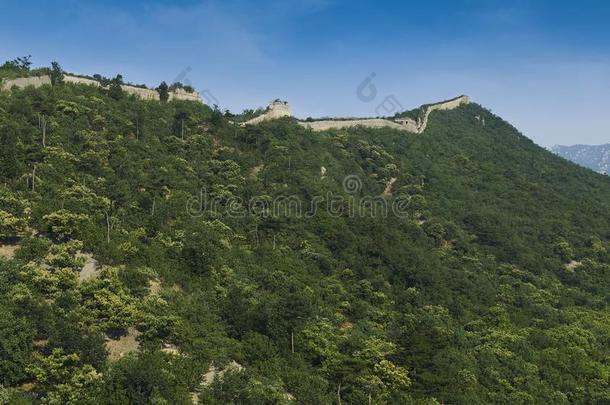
[297,95,470,133]
[1,75,51,91]
[241,101,291,126]
[1,74,203,103]
[0,74,469,130]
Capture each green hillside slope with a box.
[0,73,609,404]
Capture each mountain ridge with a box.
[551,143,610,174]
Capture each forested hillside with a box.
[1,62,609,404]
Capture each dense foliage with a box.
[0,63,609,404]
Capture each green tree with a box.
[108,75,124,100]
[0,308,34,386]
[42,210,89,240]
[50,62,64,86]
[157,81,169,103]
[27,349,102,405]
[101,352,191,404]
[0,121,21,181]
[555,237,574,263]
[1,55,31,72]
[0,211,26,240]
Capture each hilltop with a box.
[0,60,609,404]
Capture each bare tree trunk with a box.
[337,382,342,405]
[291,330,294,354]
[151,197,156,217]
[31,166,36,192]
[41,116,47,147]
[181,119,184,140]
[368,392,372,405]
[105,211,111,243]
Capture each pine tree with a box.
[157,81,169,103]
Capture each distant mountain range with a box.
[551,144,610,174]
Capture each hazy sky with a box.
[1,0,609,146]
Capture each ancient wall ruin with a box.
[297,95,470,133]
[168,87,201,102]
[242,101,291,125]
[0,75,469,130]
[240,95,470,133]
[1,74,203,103]
[1,75,51,91]
[298,118,409,131]
[413,95,470,133]
[62,75,100,87]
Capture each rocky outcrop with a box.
[191,361,245,404]
[76,252,100,281]
[1,74,203,103]
[242,100,291,125]
[0,243,19,259]
[383,177,397,196]
[298,95,470,133]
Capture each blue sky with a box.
[1,0,609,146]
